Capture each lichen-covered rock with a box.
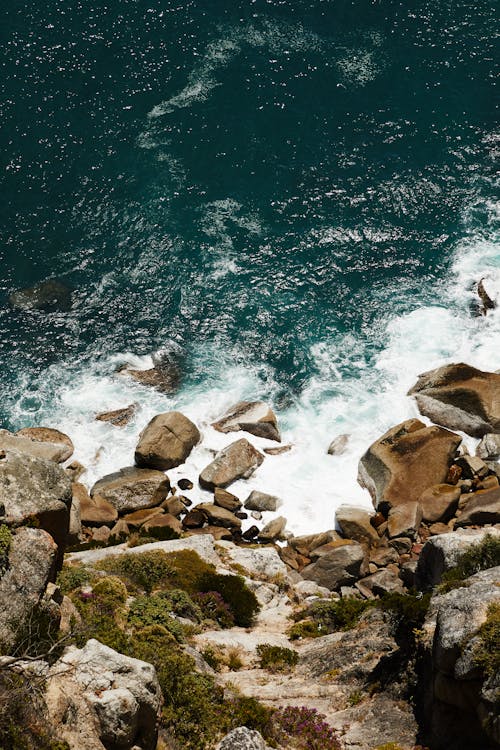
[135,411,200,470]
[416,527,500,590]
[408,362,500,437]
[358,419,461,512]
[0,449,72,550]
[45,639,161,750]
[199,439,264,490]
[212,401,280,442]
[0,527,58,652]
[217,542,287,579]
[216,726,271,750]
[90,466,170,514]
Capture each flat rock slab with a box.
[199,439,264,490]
[16,427,74,462]
[358,418,461,512]
[195,503,242,529]
[91,466,170,514]
[67,532,220,566]
[0,429,72,463]
[212,401,281,442]
[135,411,200,471]
[454,486,500,527]
[408,362,500,437]
[0,449,72,549]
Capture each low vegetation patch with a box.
[98,550,176,593]
[273,706,341,750]
[256,644,298,672]
[473,600,500,678]
[197,572,260,627]
[441,534,500,585]
[0,524,12,576]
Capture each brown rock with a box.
[335,504,379,545]
[91,526,111,544]
[199,439,264,490]
[182,510,206,529]
[258,515,287,542]
[123,507,165,528]
[446,464,462,485]
[389,537,413,554]
[16,427,74,462]
[135,412,200,471]
[476,433,500,460]
[195,503,242,529]
[214,487,241,511]
[454,487,500,527]
[161,496,185,517]
[65,460,85,482]
[419,484,461,523]
[91,467,170,514]
[74,482,118,526]
[289,530,340,556]
[186,526,232,541]
[371,511,386,528]
[242,525,260,541]
[142,513,182,535]
[387,502,423,539]
[369,545,399,567]
[359,568,404,596]
[455,455,489,479]
[178,478,193,491]
[408,362,500,437]
[109,519,130,540]
[429,522,451,536]
[479,475,499,490]
[95,404,137,427]
[212,401,280,442]
[244,490,280,512]
[118,363,180,394]
[358,418,461,512]
[264,444,292,455]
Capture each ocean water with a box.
[0,0,498,533]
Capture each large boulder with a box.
[199,439,264,490]
[212,401,280,442]
[45,639,162,750]
[216,542,287,579]
[408,363,500,437]
[118,360,181,395]
[16,427,74,462]
[195,503,242,529]
[244,490,281,512]
[75,483,118,526]
[419,484,461,523]
[135,412,200,471]
[0,429,72,463]
[9,278,72,312]
[90,467,170,514]
[0,450,73,550]
[476,433,500,460]
[0,527,58,652]
[301,541,366,590]
[358,419,461,512]
[422,566,500,750]
[416,527,500,590]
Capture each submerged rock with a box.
[408,362,500,437]
[135,411,200,470]
[199,438,264,490]
[327,433,349,455]
[118,362,181,394]
[95,404,137,427]
[9,278,72,312]
[212,401,281,442]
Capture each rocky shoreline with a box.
[0,361,498,750]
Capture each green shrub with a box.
[302,597,373,633]
[473,601,500,677]
[223,696,275,740]
[72,577,129,652]
[56,564,91,594]
[197,572,260,627]
[192,590,235,628]
[98,550,176,593]
[162,589,202,622]
[92,576,128,607]
[442,534,500,584]
[289,619,323,640]
[257,644,298,672]
[0,524,12,576]
[128,594,187,642]
[377,592,431,630]
[201,645,223,671]
[162,549,216,593]
[227,647,244,671]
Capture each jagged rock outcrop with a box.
[199,439,264,490]
[408,363,500,437]
[421,566,500,750]
[212,401,280,442]
[90,467,170,514]
[135,411,200,470]
[0,527,58,652]
[0,449,73,550]
[45,639,162,750]
[358,419,461,512]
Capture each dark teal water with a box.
[0,0,498,429]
